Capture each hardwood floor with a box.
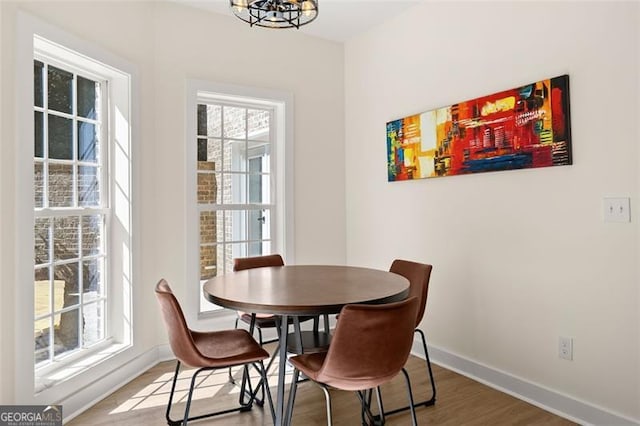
[68,352,576,425]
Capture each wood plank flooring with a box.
[68,351,576,425]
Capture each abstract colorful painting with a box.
[386,75,572,181]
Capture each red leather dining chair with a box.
[285,297,420,426]
[383,259,436,416]
[155,279,274,425]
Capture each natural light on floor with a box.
[110,359,293,414]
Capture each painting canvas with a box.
[386,75,572,181]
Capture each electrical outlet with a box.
[559,337,573,360]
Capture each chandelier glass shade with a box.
[230,0,319,29]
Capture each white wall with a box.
[345,1,639,423]
[0,0,345,410]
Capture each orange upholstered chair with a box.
[285,297,419,426]
[155,279,274,425]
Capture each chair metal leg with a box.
[416,328,437,404]
[228,317,241,384]
[165,361,182,426]
[400,368,418,426]
[374,386,385,424]
[259,360,276,424]
[380,328,437,418]
[165,360,259,426]
[356,389,382,426]
[356,391,371,425]
[239,365,257,406]
[319,384,333,426]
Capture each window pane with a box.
[249,208,271,241]
[252,240,271,255]
[83,259,102,302]
[203,138,222,171]
[197,104,207,136]
[200,244,217,280]
[261,209,271,240]
[34,218,50,265]
[197,137,207,162]
[198,104,221,137]
[248,142,270,171]
[35,111,44,158]
[54,263,79,308]
[34,60,44,108]
[198,104,223,137]
[249,241,267,257]
[200,211,217,244]
[82,215,102,256]
[220,243,247,275]
[34,162,44,208]
[224,210,248,243]
[54,216,79,261]
[215,209,225,244]
[223,106,246,139]
[48,115,73,160]
[48,65,73,114]
[83,301,104,346]
[223,173,247,204]
[34,317,51,365]
[197,172,220,204]
[54,309,80,356]
[78,166,100,207]
[48,163,73,207]
[224,140,247,172]
[248,109,270,141]
[77,76,97,119]
[35,268,50,317]
[78,121,97,162]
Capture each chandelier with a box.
[230,0,319,29]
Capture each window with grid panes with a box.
[197,100,275,313]
[33,58,107,366]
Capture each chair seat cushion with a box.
[187,329,269,368]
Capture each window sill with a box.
[35,341,131,394]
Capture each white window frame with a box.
[33,51,111,371]
[15,13,136,406]
[185,80,295,327]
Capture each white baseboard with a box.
[411,341,639,426]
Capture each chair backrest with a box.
[315,297,418,391]
[389,259,432,327]
[154,279,203,367]
[233,254,285,271]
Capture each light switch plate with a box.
[603,197,631,223]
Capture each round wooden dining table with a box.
[202,265,410,426]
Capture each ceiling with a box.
[179,0,422,42]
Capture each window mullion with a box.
[245,108,250,254]
[47,219,54,363]
[43,63,50,209]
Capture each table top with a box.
[202,265,409,315]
